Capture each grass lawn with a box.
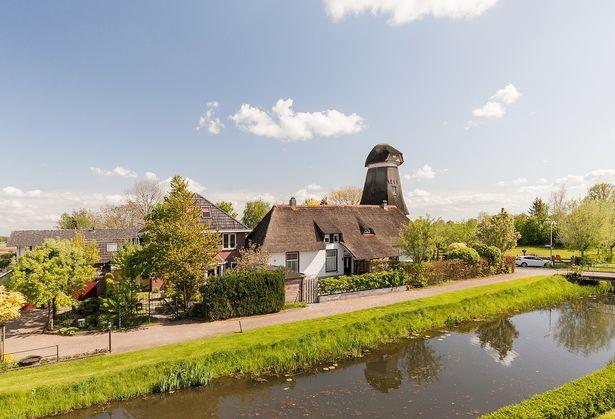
[0,275,608,418]
[600,412,615,419]
[505,245,590,258]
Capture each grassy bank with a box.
[483,363,615,418]
[0,275,608,417]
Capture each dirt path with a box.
[4,268,557,359]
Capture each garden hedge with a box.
[318,270,408,296]
[446,242,480,264]
[483,362,615,418]
[199,269,285,321]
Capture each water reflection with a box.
[553,298,615,356]
[402,339,443,384]
[475,318,520,364]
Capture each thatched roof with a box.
[247,204,408,260]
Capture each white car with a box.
[515,255,551,268]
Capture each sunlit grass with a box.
[0,275,608,418]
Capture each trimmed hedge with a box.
[483,363,615,418]
[446,243,480,264]
[472,243,503,266]
[406,257,515,288]
[199,269,285,321]
[318,270,408,296]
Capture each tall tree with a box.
[9,236,98,330]
[215,201,238,219]
[528,197,548,218]
[97,204,143,228]
[302,198,321,206]
[476,209,520,252]
[558,199,609,257]
[126,180,164,220]
[398,215,438,263]
[242,200,271,229]
[326,186,362,205]
[586,182,615,202]
[57,209,97,229]
[144,176,220,315]
[433,219,477,259]
[0,286,25,361]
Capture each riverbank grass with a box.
[0,275,609,418]
[483,362,615,419]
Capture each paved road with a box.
[4,268,557,359]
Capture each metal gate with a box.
[302,276,319,303]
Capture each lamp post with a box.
[0,323,5,362]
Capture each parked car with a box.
[515,255,551,268]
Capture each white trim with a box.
[366,161,398,169]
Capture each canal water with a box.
[63,295,615,418]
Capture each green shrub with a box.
[58,327,79,336]
[199,269,285,321]
[483,363,615,418]
[472,243,502,266]
[318,270,408,295]
[446,243,480,264]
[404,256,514,287]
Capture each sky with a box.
[1,0,615,234]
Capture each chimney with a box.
[289,197,297,208]
[381,200,388,208]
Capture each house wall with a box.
[218,232,246,266]
[268,242,352,278]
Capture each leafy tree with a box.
[242,200,271,229]
[515,213,550,246]
[326,186,363,205]
[302,198,321,206]
[235,244,270,271]
[57,209,97,229]
[8,237,98,330]
[558,199,609,257]
[476,209,520,252]
[433,219,477,259]
[97,204,143,228]
[528,197,549,217]
[586,182,615,202]
[0,286,24,325]
[398,215,438,263]
[101,244,145,327]
[144,176,220,315]
[215,201,238,219]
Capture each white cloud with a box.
[144,171,159,181]
[324,0,499,26]
[306,183,322,191]
[1,186,42,198]
[293,184,325,202]
[230,98,364,141]
[467,83,521,128]
[405,164,437,181]
[90,166,138,178]
[407,188,431,198]
[496,177,528,187]
[196,101,224,135]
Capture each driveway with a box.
[3,268,557,359]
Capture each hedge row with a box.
[318,270,408,296]
[483,362,615,418]
[198,269,285,321]
[405,257,516,288]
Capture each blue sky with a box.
[1,0,615,234]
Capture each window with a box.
[286,252,299,273]
[222,233,236,250]
[333,234,339,243]
[391,185,397,195]
[325,249,338,272]
[106,243,118,252]
[202,206,212,218]
[324,235,331,243]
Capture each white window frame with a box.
[324,235,331,243]
[325,249,338,273]
[106,243,118,252]
[286,252,299,273]
[202,206,212,218]
[222,233,236,250]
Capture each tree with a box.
[528,197,548,218]
[57,209,97,229]
[558,199,609,257]
[8,237,98,330]
[126,180,164,220]
[398,215,438,263]
[216,201,238,219]
[97,204,143,228]
[476,209,520,252]
[242,200,271,229]
[234,244,270,271]
[101,244,145,327]
[0,286,25,361]
[326,186,362,205]
[303,198,321,206]
[433,219,477,259]
[144,176,220,315]
[586,182,615,202]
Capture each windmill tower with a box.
[360,144,409,215]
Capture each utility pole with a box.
[0,324,5,362]
[108,322,112,353]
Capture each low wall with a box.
[319,285,407,303]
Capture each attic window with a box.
[361,226,375,235]
[202,206,212,218]
[106,243,118,252]
[391,185,397,195]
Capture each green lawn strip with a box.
[0,275,608,418]
[483,363,615,419]
[505,246,597,259]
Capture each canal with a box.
[62,294,615,418]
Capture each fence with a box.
[302,276,319,303]
[3,345,60,370]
